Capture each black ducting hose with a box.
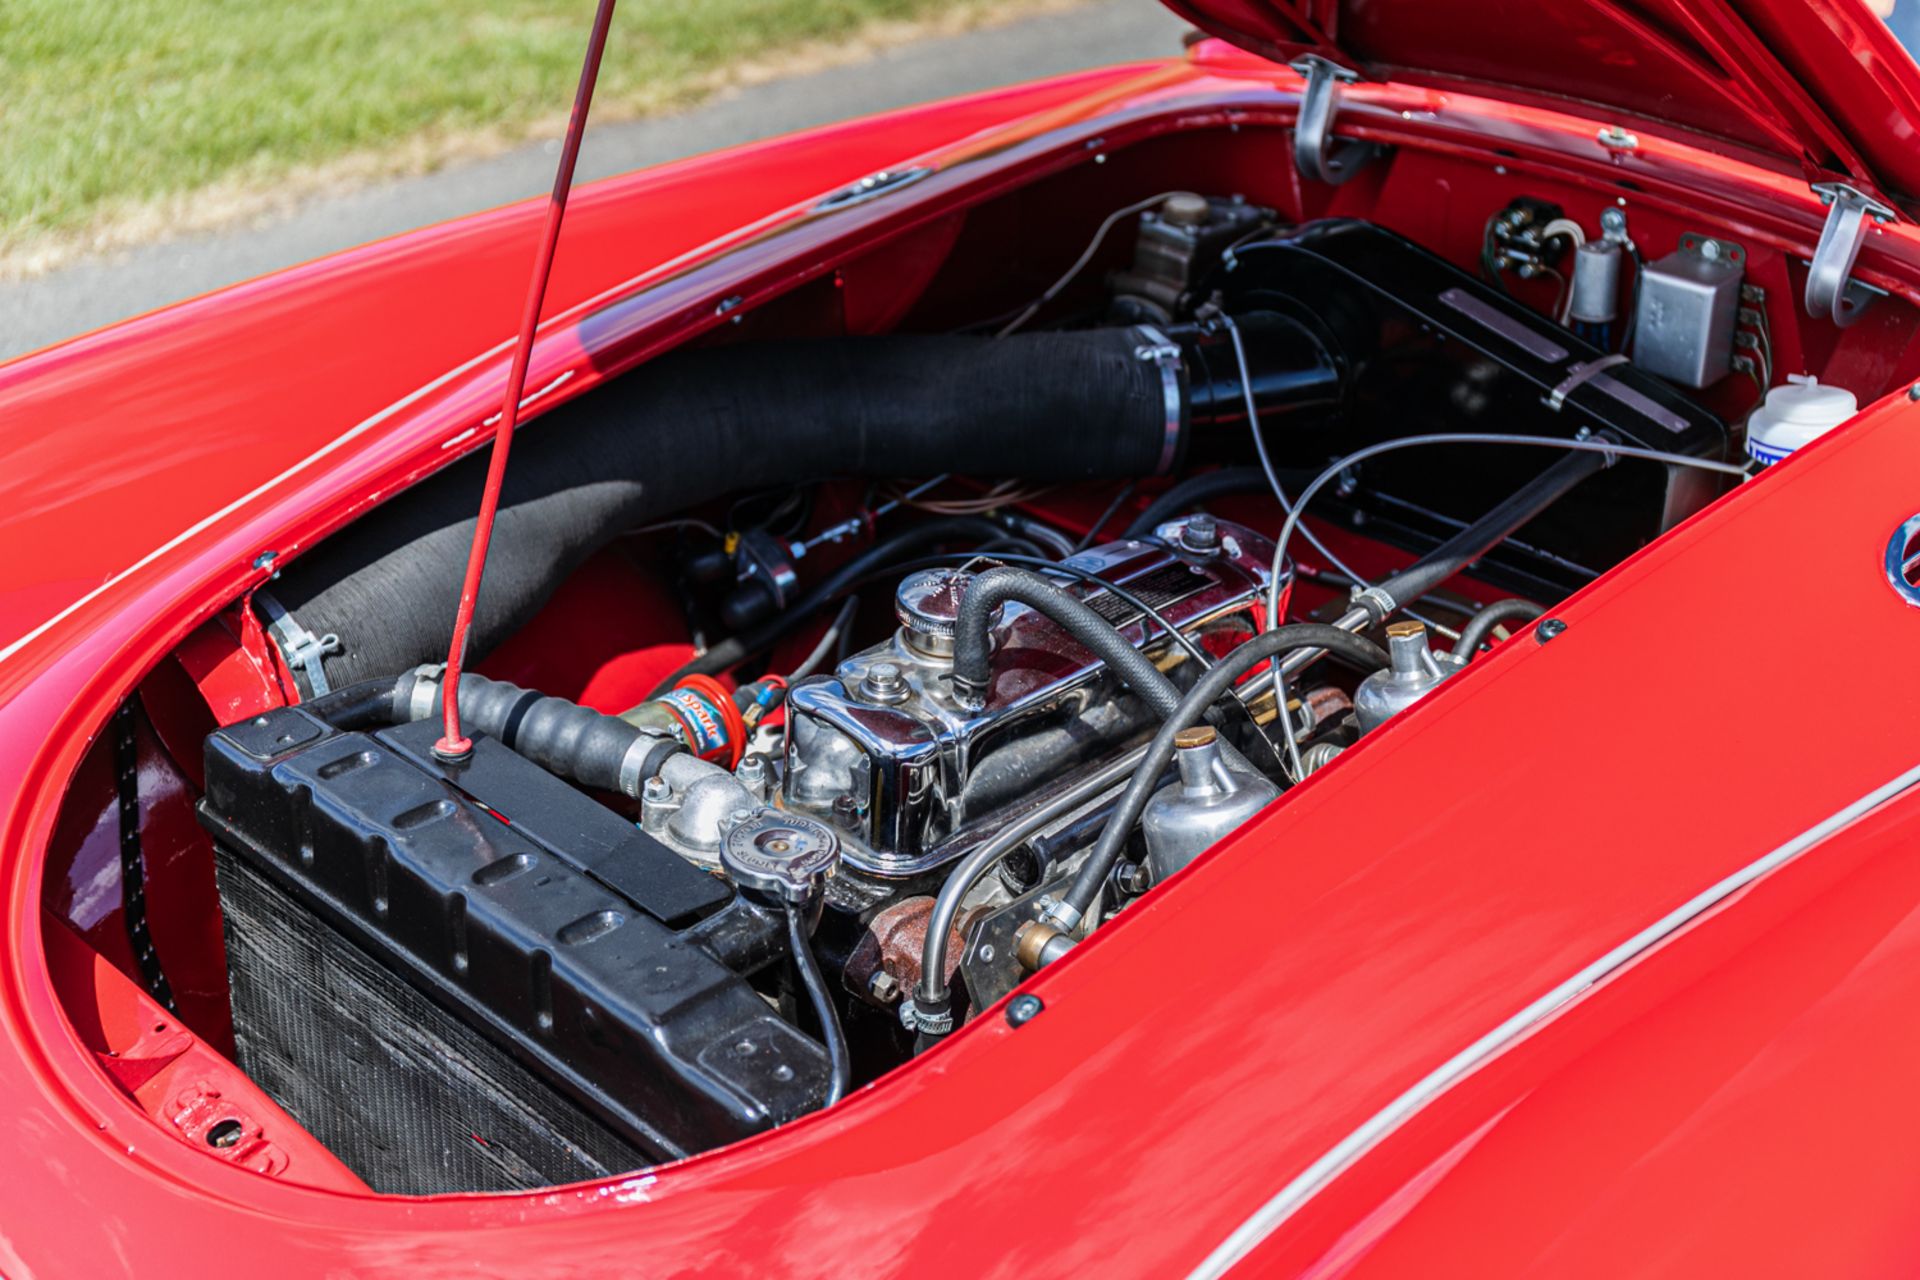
[270,329,1193,695]
[310,669,679,797]
[950,567,1182,713]
[1121,466,1270,539]
[1058,623,1389,922]
[1370,447,1607,615]
[1453,598,1546,660]
[787,904,851,1107]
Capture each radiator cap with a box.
[722,810,841,902]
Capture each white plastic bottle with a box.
[1746,374,1858,468]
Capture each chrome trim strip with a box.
[1187,758,1920,1278]
[1437,287,1568,363]
[1587,372,1690,435]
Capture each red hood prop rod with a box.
[436,0,620,761]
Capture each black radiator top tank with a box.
[198,707,828,1191]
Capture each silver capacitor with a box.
[1141,726,1280,883]
[1567,239,1623,324]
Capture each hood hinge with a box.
[1805,182,1896,329]
[1288,54,1385,186]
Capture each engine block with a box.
[782,515,1284,877]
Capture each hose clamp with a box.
[255,590,343,697]
[898,996,954,1036]
[406,664,444,722]
[1350,584,1398,624]
[1037,896,1083,933]
[617,734,660,799]
[1134,325,1184,474]
[949,674,989,713]
[1572,425,1621,469]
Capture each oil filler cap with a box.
[895,568,975,659]
[721,811,841,902]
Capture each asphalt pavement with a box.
[0,0,1189,362]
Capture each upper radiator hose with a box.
[304,668,681,798]
[269,319,1343,693]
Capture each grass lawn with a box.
[0,0,1038,253]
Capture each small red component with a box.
[634,673,751,768]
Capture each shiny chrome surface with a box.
[784,517,1286,876]
[1353,622,1451,733]
[1142,728,1281,883]
[1884,513,1920,608]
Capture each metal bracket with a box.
[1805,182,1896,329]
[1546,354,1631,412]
[1288,55,1383,186]
[255,590,342,697]
[1599,206,1633,249]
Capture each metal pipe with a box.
[909,640,1366,1027]
[1260,433,1750,719]
[1367,447,1607,615]
[910,749,1148,1022]
[1262,432,1749,643]
[435,0,620,759]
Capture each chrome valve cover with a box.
[782,516,1286,877]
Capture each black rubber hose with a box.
[300,675,415,731]
[683,896,787,975]
[800,547,1215,671]
[310,669,681,796]
[1059,623,1389,921]
[1370,447,1606,616]
[1121,466,1270,539]
[950,567,1182,713]
[654,514,1031,692]
[270,329,1188,695]
[407,671,680,795]
[1453,598,1546,660]
[787,904,850,1107]
[952,552,1211,670]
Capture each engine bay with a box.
[42,122,1919,1196]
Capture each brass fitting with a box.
[1014,919,1074,973]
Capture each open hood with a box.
[1163,0,1920,206]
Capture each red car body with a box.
[7,2,1920,1275]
